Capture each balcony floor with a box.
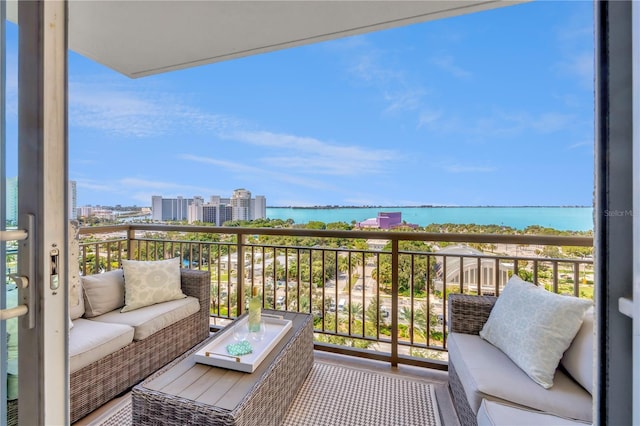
[74,351,460,426]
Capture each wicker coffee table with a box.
[132,310,313,425]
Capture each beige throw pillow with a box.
[121,258,185,313]
[81,269,125,318]
[479,275,592,389]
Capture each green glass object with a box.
[226,340,253,356]
[248,286,262,332]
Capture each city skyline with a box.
[3,2,594,208]
[151,189,266,225]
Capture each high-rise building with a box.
[76,206,93,217]
[202,204,218,224]
[187,196,204,223]
[202,203,234,226]
[219,204,233,225]
[231,188,252,221]
[253,195,266,220]
[152,195,193,221]
[151,196,163,221]
[69,180,77,220]
[6,176,17,225]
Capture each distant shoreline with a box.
[268,205,592,209]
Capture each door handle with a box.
[0,305,28,321]
[0,229,27,242]
[0,213,35,328]
[0,275,30,321]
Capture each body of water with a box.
[266,206,594,232]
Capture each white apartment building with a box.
[253,195,266,221]
[151,195,193,221]
[76,206,93,218]
[231,188,252,221]
[187,196,204,223]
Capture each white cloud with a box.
[431,55,472,79]
[74,177,218,206]
[529,113,576,134]
[555,52,593,89]
[69,80,238,137]
[76,180,117,193]
[568,140,593,150]
[383,89,425,113]
[349,52,403,85]
[226,130,398,176]
[180,154,337,191]
[342,42,430,117]
[118,178,212,195]
[428,110,576,140]
[418,109,443,129]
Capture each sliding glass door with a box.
[1,2,69,424]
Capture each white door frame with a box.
[0,0,7,424]
[17,1,68,424]
[633,2,640,424]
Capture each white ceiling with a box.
[9,1,525,78]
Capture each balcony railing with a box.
[77,224,593,370]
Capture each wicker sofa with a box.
[447,293,593,426]
[68,268,211,423]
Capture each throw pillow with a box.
[121,257,185,313]
[81,269,125,317]
[479,275,592,389]
[561,306,594,394]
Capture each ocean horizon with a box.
[266,206,594,232]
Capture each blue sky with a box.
[5,1,594,208]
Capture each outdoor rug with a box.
[282,361,442,426]
[88,361,442,426]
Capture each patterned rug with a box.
[88,361,442,426]
[283,362,442,426]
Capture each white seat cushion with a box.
[69,318,134,374]
[448,332,592,423]
[477,400,591,426]
[89,296,199,341]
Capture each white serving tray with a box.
[193,314,292,373]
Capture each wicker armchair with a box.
[447,293,497,426]
[448,291,596,426]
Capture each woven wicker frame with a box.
[69,268,211,424]
[447,294,497,425]
[132,313,314,426]
[7,399,17,426]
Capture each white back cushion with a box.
[82,269,125,317]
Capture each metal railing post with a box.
[127,228,135,260]
[237,231,245,315]
[391,239,399,367]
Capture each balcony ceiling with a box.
[10,0,523,78]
